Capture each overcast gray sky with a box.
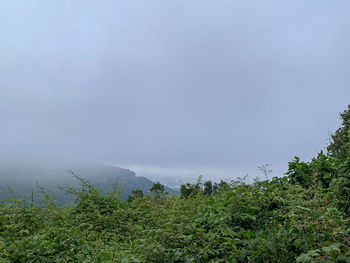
[1,1,350,180]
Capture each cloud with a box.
[0,0,349,178]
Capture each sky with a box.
[1,1,350,181]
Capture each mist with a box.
[1,1,350,181]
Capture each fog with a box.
[1,1,350,181]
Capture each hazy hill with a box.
[0,162,163,204]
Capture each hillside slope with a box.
[0,162,159,204]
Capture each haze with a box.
[1,1,350,181]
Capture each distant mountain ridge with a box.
[0,162,167,204]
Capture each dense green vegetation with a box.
[1,106,350,262]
